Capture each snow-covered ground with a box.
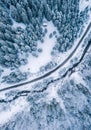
[0,97,28,125]
[46,83,66,113]
[53,19,91,64]
[70,71,87,87]
[12,20,26,29]
[1,18,91,90]
[0,2,91,129]
[79,0,91,11]
[19,21,59,73]
[0,20,59,88]
[12,13,91,75]
[0,5,91,89]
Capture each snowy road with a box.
[0,22,91,92]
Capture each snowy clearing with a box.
[79,0,90,11]
[19,21,59,73]
[0,97,28,125]
[12,20,26,29]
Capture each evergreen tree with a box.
[10,0,17,6]
[10,5,20,22]
[44,4,53,21]
[21,10,29,24]
[38,3,44,23]
[16,3,22,14]
[57,0,61,11]
[27,7,32,22]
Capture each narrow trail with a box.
[0,22,91,92]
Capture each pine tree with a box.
[10,5,20,22]
[21,10,29,24]
[10,0,17,6]
[0,32,4,40]
[27,7,32,22]
[44,4,53,21]
[16,3,22,14]
[57,0,61,11]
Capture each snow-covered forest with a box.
[0,0,91,130]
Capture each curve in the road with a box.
[0,22,91,92]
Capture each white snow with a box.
[1,6,91,89]
[1,2,91,126]
[79,0,90,11]
[0,68,11,87]
[1,19,91,90]
[19,21,59,73]
[12,20,26,29]
[70,71,87,87]
[0,97,28,125]
[46,83,66,113]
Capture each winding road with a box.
[0,22,91,92]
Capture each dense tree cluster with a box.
[51,0,89,52]
[2,70,29,83]
[0,0,89,69]
[0,1,45,68]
